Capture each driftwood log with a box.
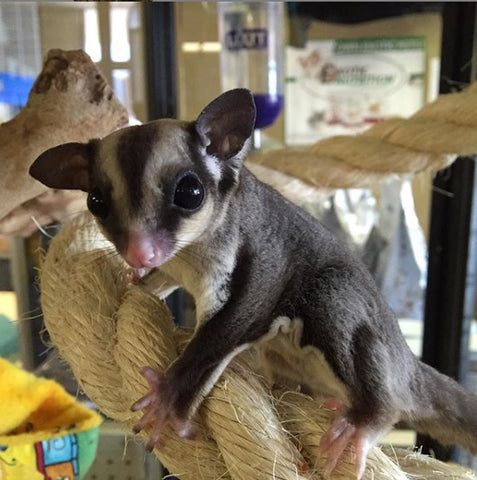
[0,49,128,236]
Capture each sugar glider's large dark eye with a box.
[173,172,204,211]
[87,187,109,220]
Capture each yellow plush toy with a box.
[0,358,101,480]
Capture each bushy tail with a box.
[411,361,477,455]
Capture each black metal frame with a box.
[143,2,177,121]
[418,2,477,462]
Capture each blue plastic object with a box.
[0,71,35,107]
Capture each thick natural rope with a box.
[249,83,477,191]
[39,214,477,480]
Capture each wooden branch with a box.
[0,49,129,236]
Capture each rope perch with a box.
[249,83,477,191]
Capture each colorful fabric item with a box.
[0,358,101,479]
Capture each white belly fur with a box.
[255,316,350,406]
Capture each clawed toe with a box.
[320,417,356,478]
[319,399,374,479]
[131,366,194,450]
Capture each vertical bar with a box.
[97,2,113,86]
[10,234,44,370]
[418,2,477,462]
[10,238,35,370]
[143,1,177,120]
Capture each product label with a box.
[285,36,426,145]
[225,28,268,51]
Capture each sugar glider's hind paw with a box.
[320,400,372,479]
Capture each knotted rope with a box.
[39,214,476,480]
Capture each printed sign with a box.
[225,28,268,51]
[285,37,426,145]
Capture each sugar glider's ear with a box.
[195,88,256,162]
[29,142,93,192]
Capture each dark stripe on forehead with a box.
[117,123,158,212]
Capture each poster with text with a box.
[285,37,426,145]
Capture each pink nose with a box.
[125,235,162,268]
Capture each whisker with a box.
[79,250,123,270]
[431,185,454,198]
[15,307,44,323]
[19,310,44,322]
[30,208,90,235]
[30,216,55,238]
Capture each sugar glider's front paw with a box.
[131,367,196,451]
[126,267,147,286]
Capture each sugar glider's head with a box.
[30,89,256,268]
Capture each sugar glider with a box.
[30,89,477,478]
